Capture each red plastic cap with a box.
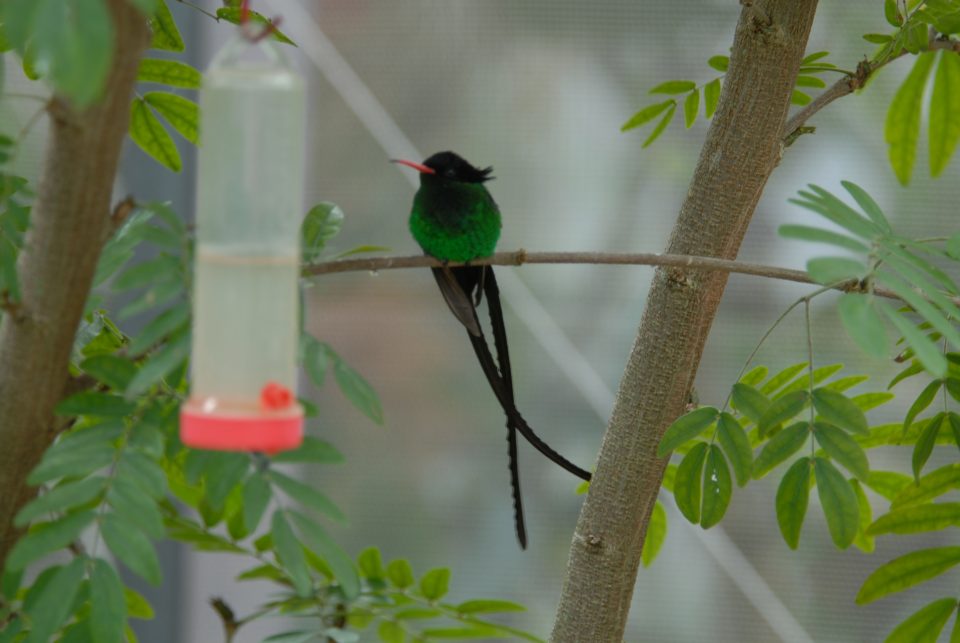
[181,402,303,454]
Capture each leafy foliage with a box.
[783,181,960,378]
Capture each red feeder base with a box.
[181,402,303,453]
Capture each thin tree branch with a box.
[304,250,916,301]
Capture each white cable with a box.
[267,3,814,641]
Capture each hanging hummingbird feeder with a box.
[180,15,305,453]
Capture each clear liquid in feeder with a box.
[180,31,305,453]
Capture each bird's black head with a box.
[392,151,494,184]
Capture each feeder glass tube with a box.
[181,33,305,452]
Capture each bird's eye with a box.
[445,168,456,178]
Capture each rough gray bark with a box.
[0,0,149,568]
[551,1,820,640]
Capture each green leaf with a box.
[386,559,415,589]
[6,510,95,570]
[272,436,343,464]
[758,390,809,437]
[28,432,119,484]
[148,0,185,52]
[814,422,869,481]
[683,90,699,128]
[302,334,329,387]
[90,558,127,643]
[128,0,158,14]
[904,380,943,432]
[124,331,190,399]
[107,477,165,538]
[15,477,106,527]
[777,457,811,549]
[740,365,769,387]
[779,224,871,253]
[674,442,708,524]
[885,0,902,26]
[791,90,811,106]
[642,103,676,148]
[242,474,272,534]
[271,510,311,597]
[931,51,960,176]
[137,58,201,88]
[838,294,888,358]
[456,599,525,614]
[894,463,960,508]
[791,184,883,239]
[23,557,86,643]
[289,511,360,599]
[657,406,718,456]
[730,383,770,422]
[858,546,960,604]
[270,471,345,523]
[215,8,295,45]
[117,451,167,499]
[914,412,947,479]
[707,55,728,72]
[802,51,831,64]
[886,52,937,185]
[55,391,135,418]
[814,456,859,548]
[125,586,154,619]
[754,421,810,478]
[806,256,865,285]
[883,307,947,377]
[80,354,139,390]
[795,75,826,88]
[841,180,891,232]
[202,452,249,511]
[130,97,181,171]
[812,388,869,435]
[101,513,162,585]
[641,500,667,567]
[113,253,180,291]
[852,479,875,553]
[144,91,198,144]
[716,412,753,486]
[869,503,960,536]
[3,0,113,108]
[700,445,732,529]
[129,302,190,356]
[885,597,958,643]
[876,272,960,349]
[759,363,807,396]
[357,547,384,580]
[419,567,451,601]
[378,621,404,643]
[866,470,914,501]
[331,351,383,424]
[620,99,674,132]
[703,78,720,118]
[649,80,696,95]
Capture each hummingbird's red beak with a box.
[391,159,436,174]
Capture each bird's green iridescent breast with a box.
[409,180,502,262]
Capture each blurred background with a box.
[5,0,960,641]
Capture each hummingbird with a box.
[393,151,591,548]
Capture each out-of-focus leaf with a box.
[886,52,936,185]
[707,55,728,71]
[130,97,181,172]
[215,7,295,45]
[884,597,958,643]
[620,100,674,132]
[144,91,198,144]
[683,89,699,128]
[23,557,86,643]
[137,58,201,88]
[869,503,960,536]
[641,501,667,567]
[657,406,718,456]
[90,558,127,643]
[15,477,106,526]
[806,256,866,285]
[6,511,95,570]
[703,78,721,118]
[643,102,676,148]
[914,412,946,480]
[857,546,960,603]
[649,80,696,94]
[777,457,811,549]
[894,462,960,508]
[838,294,888,358]
[101,513,162,585]
[815,456,859,548]
[271,510,311,597]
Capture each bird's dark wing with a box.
[431,266,482,337]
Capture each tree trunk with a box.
[0,0,149,569]
[551,1,819,640]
